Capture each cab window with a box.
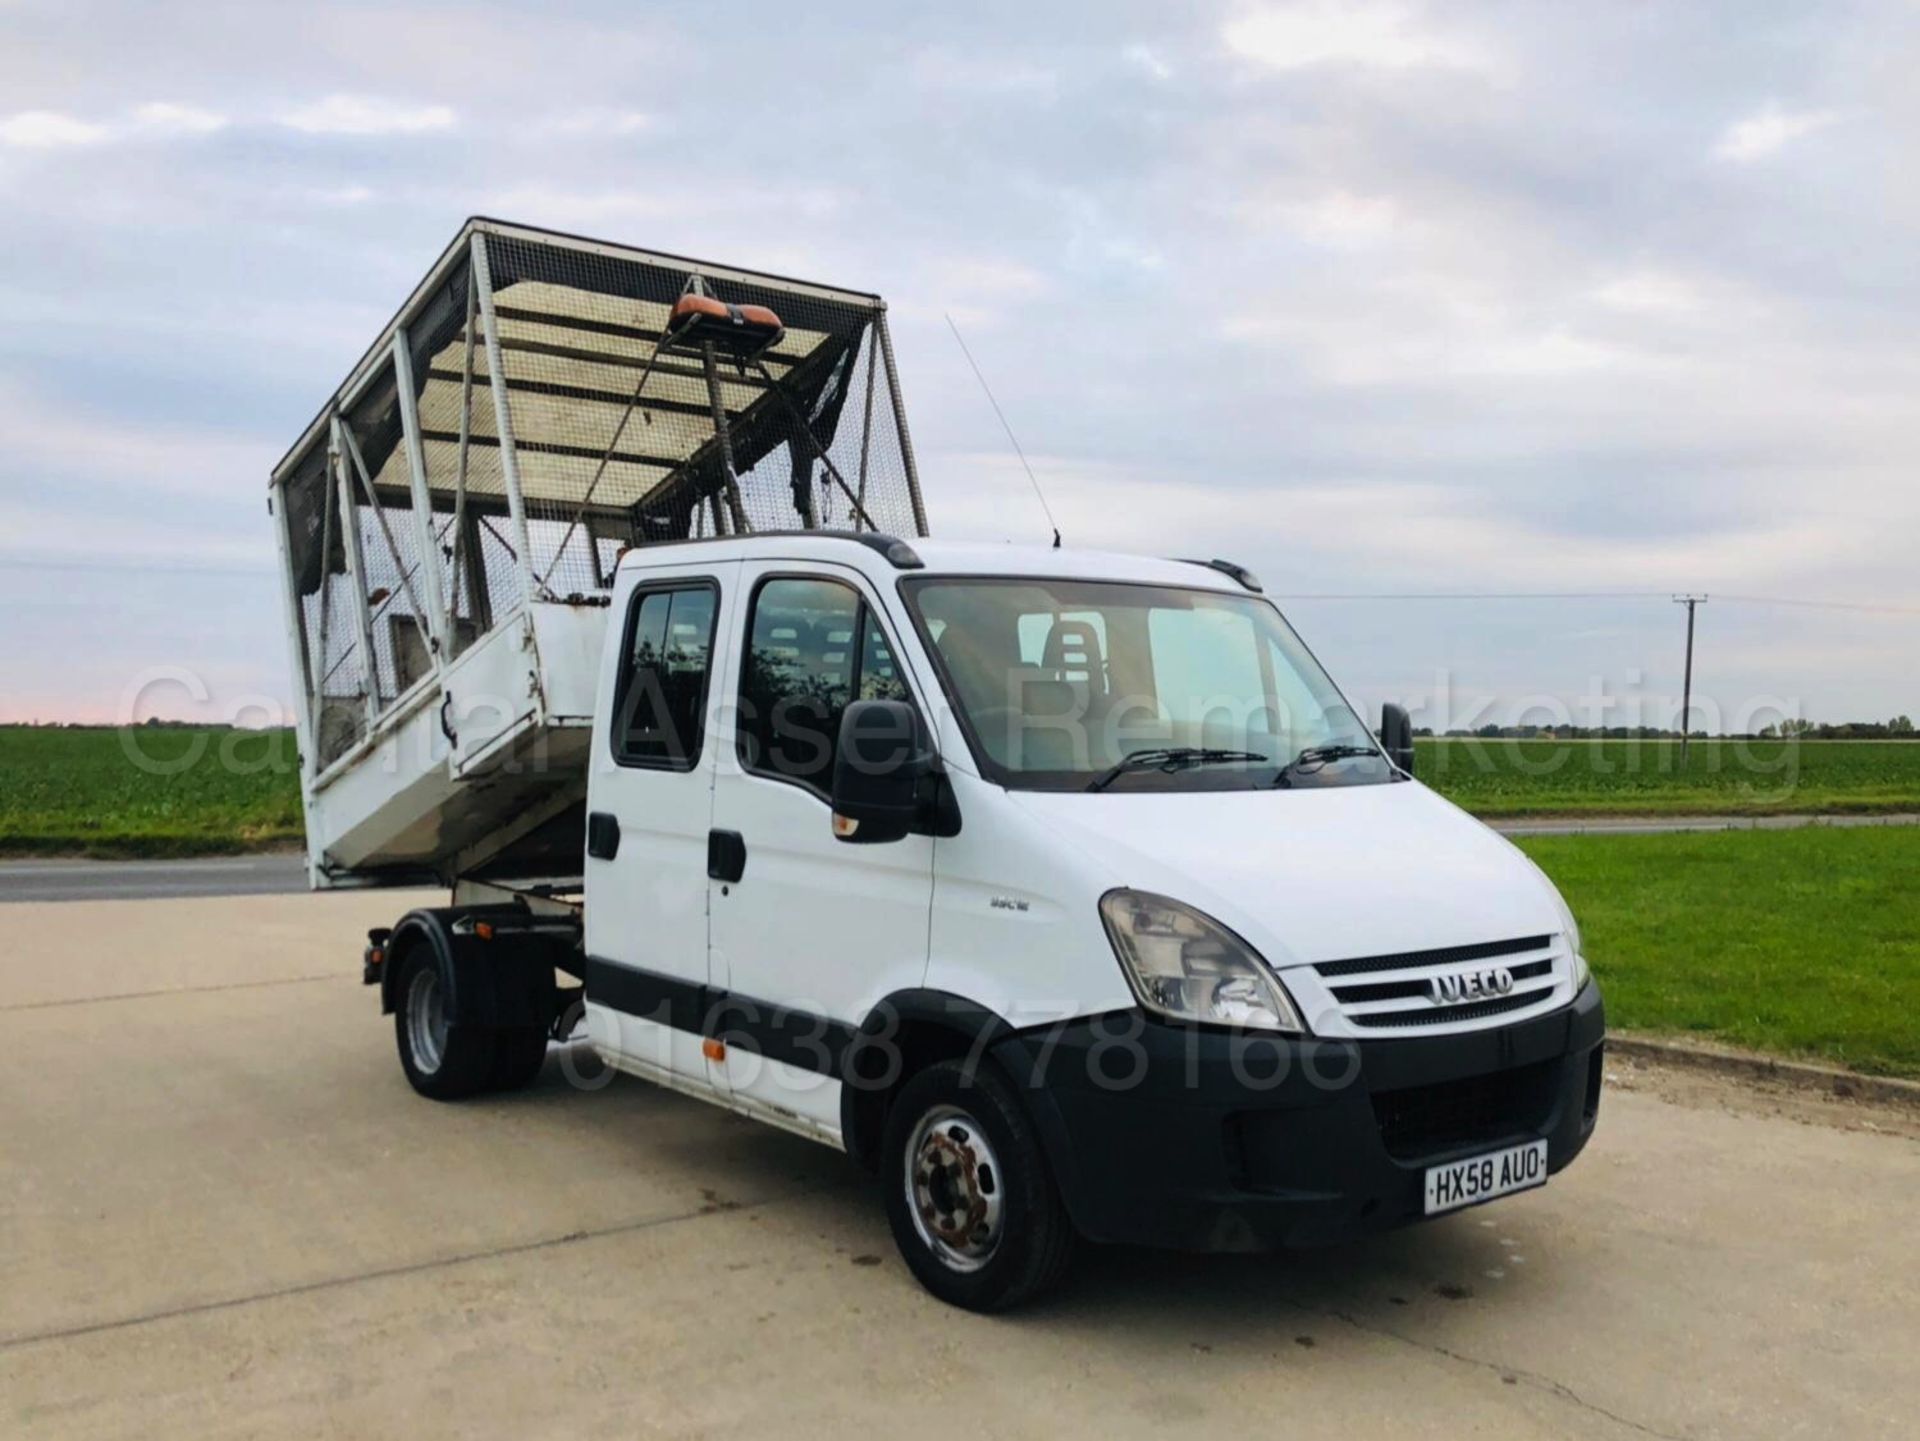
[738,576,910,797]
[612,581,717,767]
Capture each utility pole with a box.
[1674,594,1708,766]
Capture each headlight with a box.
[1555,893,1590,990]
[1098,890,1304,1033]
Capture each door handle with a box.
[707,829,747,883]
[587,811,621,861]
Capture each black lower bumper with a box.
[991,981,1605,1252]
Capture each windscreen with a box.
[904,578,1393,792]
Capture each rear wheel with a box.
[487,1025,551,1093]
[394,949,497,1100]
[881,1059,1076,1311]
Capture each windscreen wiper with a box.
[1271,742,1383,787]
[1086,747,1269,792]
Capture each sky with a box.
[1,0,1916,732]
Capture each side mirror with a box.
[1381,702,1416,776]
[831,700,935,844]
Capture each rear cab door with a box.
[584,559,740,1097]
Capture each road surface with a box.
[1492,812,1920,837]
[2,889,1915,1438]
[6,811,1915,903]
[0,854,308,903]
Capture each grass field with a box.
[1521,826,1920,1077]
[1417,737,1920,817]
[0,726,302,858]
[3,727,1920,858]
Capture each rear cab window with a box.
[612,580,719,768]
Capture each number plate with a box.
[1424,1139,1549,1216]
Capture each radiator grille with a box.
[1305,934,1563,1035]
[1314,934,1552,978]
[1331,957,1554,1006]
[1350,991,1542,1030]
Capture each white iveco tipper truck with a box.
[271,218,1603,1311]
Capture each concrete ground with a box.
[3,892,1916,1440]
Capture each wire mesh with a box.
[478,230,921,589]
[277,220,924,768]
[281,445,372,768]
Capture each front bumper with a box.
[991,980,1605,1251]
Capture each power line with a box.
[0,557,273,578]
[1711,593,1920,616]
[1272,590,1671,601]
[1272,589,1920,614]
[5,557,1917,614]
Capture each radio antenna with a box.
[945,312,1062,548]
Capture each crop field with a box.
[1521,826,1920,1077]
[0,726,301,858]
[3,727,1919,858]
[1416,737,1920,817]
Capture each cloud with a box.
[303,184,375,206]
[909,48,1058,96]
[1590,270,1705,315]
[931,258,1050,298]
[0,507,272,572]
[1123,42,1172,81]
[0,110,110,147]
[278,94,456,136]
[1224,312,1641,385]
[485,181,842,231]
[929,456,1875,598]
[1222,2,1485,72]
[1,103,228,149]
[539,108,652,137]
[131,102,226,136]
[909,257,1052,331]
[3,0,1917,723]
[1713,103,1839,162]
[0,377,271,507]
[1286,191,1403,247]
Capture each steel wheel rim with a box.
[406,967,448,1074]
[904,1103,1005,1273]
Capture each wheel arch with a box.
[840,989,1067,1175]
[379,906,565,1029]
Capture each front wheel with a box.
[881,1059,1076,1311]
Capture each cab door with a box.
[706,563,936,1135]
[584,562,737,1097]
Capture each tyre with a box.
[487,1025,551,1093]
[394,947,498,1100]
[881,1058,1076,1311]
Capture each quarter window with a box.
[613,583,718,766]
[739,576,911,797]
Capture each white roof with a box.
[615,533,1253,592]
